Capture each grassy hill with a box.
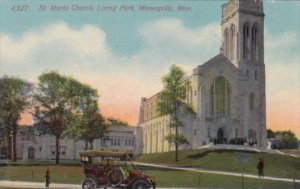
[136,148,300,179]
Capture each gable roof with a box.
[198,54,237,72]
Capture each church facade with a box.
[138,0,267,153]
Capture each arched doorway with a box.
[248,129,257,140]
[217,128,224,144]
[248,129,257,146]
[28,147,35,160]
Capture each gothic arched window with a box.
[243,23,250,59]
[230,25,235,60]
[237,32,239,61]
[224,28,229,57]
[252,23,258,60]
[210,76,231,116]
[249,93,255,110]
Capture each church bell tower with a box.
[221,0,267,147]
[221,0,264,68]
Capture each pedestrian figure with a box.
[257,158,264,177]
[45,168,50,187]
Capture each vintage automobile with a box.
[79,150,155,189]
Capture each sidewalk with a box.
[135,162,300,183]
[0,181,81,189]
[0,181,210,189]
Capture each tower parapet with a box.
[222,0,264,24]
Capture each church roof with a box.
[197,54,238,72]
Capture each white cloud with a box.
[139,19,220,50]
[1,22,110,66]
[265,30,298,49]
[138,19,220,57]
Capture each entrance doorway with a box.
[28,147,35,160]
[217,128,224,144]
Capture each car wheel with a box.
[131,179,151,189]
[107,169,123,185]
[82,177,97,189]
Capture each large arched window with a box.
[243,23,250,59]
[252,23,258,60]
[210,76,231,116]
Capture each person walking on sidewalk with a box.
[257,158,264,178]
[45,168,50,187]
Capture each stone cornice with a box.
[222,9,265,24]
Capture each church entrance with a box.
[28,147,35,160]
[217,128,224,144]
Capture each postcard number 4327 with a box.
[11,5,29,12]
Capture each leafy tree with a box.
[35,72,97,163]
[0,76,32,161]
[34,72,71,164]
[35,71,106,163]
[0,123,5,149]
[267,129,275,139]
[18,125,35,137]
[106,118,128,126]
[65,100,107,150]
[274,130,298,149]
[158,64,192,162]
[65,77,106,150]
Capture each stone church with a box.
[138,0,267,153]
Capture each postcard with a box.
[0,0,299,188]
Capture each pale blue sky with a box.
[1,0,299,55]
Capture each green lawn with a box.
[144,169,299,189]
[137,148,300,179]
[0,165,299,189]
[0,165,84,184]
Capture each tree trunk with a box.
[85,140,88,150]
[6,135,11,160]
[175,142,178,162]
[174,102,179,162]
[175,125,179,162]
[12,126,17,162]
[89,140,94,150]
[55,135,60,164]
